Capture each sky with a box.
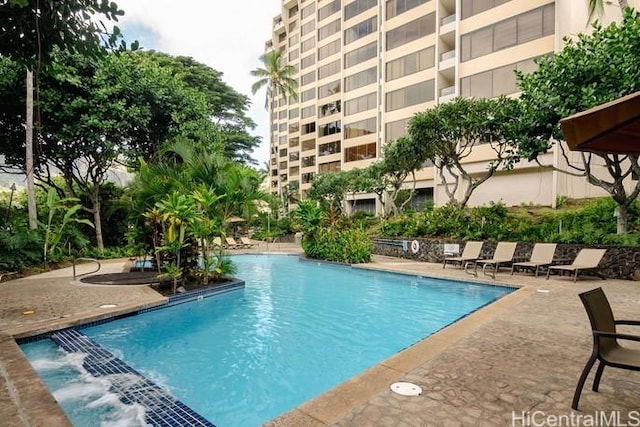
[115,0,282,167]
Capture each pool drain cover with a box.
[390,382,422,396]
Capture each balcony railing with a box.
[440,86,456,97]
[441,13,455,26]
[440,49,456,62]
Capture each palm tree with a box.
[587,0,629,22]
[250,50,298,110]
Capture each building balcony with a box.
[439,13,456,34]
[439,86,456,104]
[439,49,456,71]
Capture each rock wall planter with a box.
[372,237,640,280]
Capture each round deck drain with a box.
[390,382,422,396]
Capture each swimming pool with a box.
[21,254,512,426]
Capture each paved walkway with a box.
[0,246,638,426]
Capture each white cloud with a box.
[115,0,281,167]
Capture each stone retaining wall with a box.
[372,238,640,280]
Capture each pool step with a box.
[51,328,215,427]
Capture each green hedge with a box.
[303,227,372,264]
[380,198,640,245]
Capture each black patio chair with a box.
[572,287,640,410]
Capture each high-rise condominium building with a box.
[265,0,635,213]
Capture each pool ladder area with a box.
[51,329,215,426]
[72,257,101,279]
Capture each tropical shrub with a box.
[303,227,371,264]
[0,205,42,271]
[378,198,640,245]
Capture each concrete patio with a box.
[0,244,638,426]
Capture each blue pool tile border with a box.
[51,328,215,427]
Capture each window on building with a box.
[460,56,542,98]
[302,121,316,135]
[318,38,341,60]
[301,3,315,19]
[345,0,377,21]
[385,46,435,81]
[344,92,377,116]
[301,87,316,102]
[319,161,341,172]
[344,41,377,68]
[407,188,434,210]
[290,137,300,147]
[301,105,316,119]
[318,18,341,40]
[289,48,299,62]
[301,20,315,36]
[319,120,341,137]
[289,122,300,133]
[345,142,377,162]
[344,66,377,91]
[386,0,430,20]
[318,100,341,117]
[301,71,316,86]
[289,5,299,17]
[280,148,288,157]
[279,123,287,132]
[386,13,435,50]
[318,59,341,80]
[318,80,341,98]
[301,36,316,53]
[278,110,287,119]
[344,117,377,139]
[345,16,377,45]
[301,53,316,69]
[319,140,341,156]
[289,33,299,47]
[318,0,341,21]
[385,118,409,142]
[461,4,554,61]
[289,108,299,119]
[289,152,300,161]
[385,79,435,111]
[302,172,315,183]
[279,135,287,144]
[301,138,316,151]
[461,0,511,19]
[302,155,316,167]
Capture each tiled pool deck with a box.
[1,243,638,426]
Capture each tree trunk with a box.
[26,69,37,230]
[616,203,628,234]
[91,186,104,251]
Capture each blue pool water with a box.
[22,254,512,426]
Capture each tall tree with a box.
[250,50,298,110]
[1,0,133,229]
[378,136,427,216]
[517,9,640,234]
[0,51,213,249]
[137,52,261,164]
[409,96,522,208]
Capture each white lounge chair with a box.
[511,243,557,277]
[546,248,607,282]
[443,241,483,269]
[474,242,518,279]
